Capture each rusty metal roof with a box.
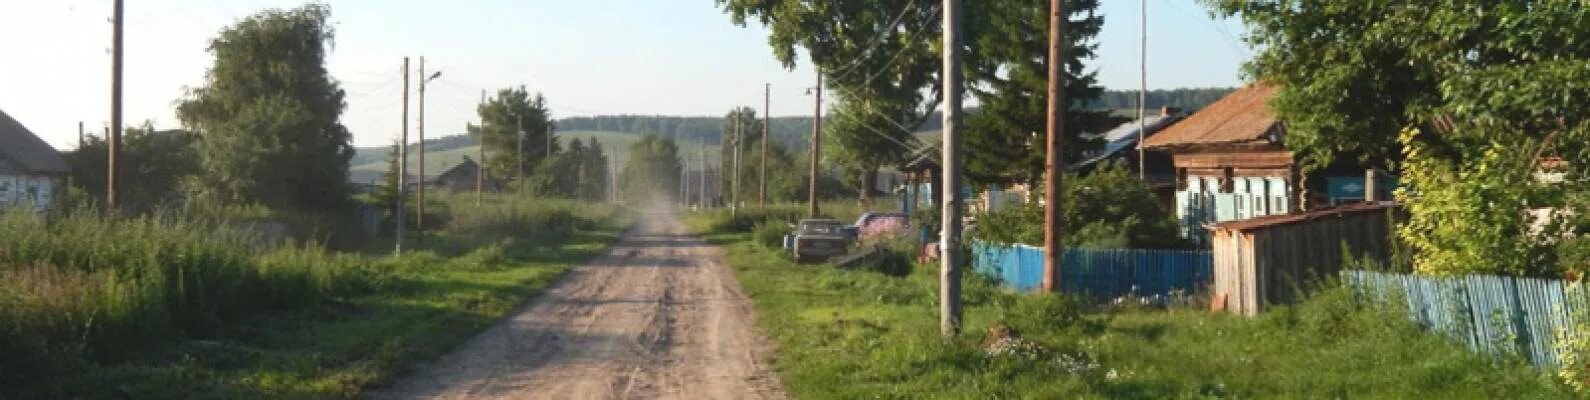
[0,109,70,174]
[1140,84,1281,150]
[1209,201,1399,232]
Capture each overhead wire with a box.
[823,1,922,81]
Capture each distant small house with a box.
[431,157,497,192]
[0,109,70,210]
[1072,106,1183,187]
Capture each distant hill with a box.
[348,130,722,184]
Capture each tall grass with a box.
[0,208,374,389]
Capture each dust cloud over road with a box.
[370,208,786,400]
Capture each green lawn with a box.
[24,213,629,399]
[687,214,1571,399]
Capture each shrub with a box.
[968,161,1186,249]
[0,208,372,390]
[753,221,791,249]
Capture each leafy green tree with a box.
[579,140,611,201]
[176,4,352,212]
[472,87,556,184]
[66,122,199,212]
[719,0,942,190]
[718,107,774,206]
[621,134,684,202]
[825,97,923,207]
[971,161,1184,249]
[964,0,1117,187]
[1205,0,1590,276]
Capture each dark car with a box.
[793,219,849,263]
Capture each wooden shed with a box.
[1209,201,1398,315]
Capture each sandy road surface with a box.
[370,209,786,400]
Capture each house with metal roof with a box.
[0,109,70,211]
[1141,84,1297,243]
[1071,106,1183,191]
[1142,84,1396,243]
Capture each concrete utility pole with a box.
[1042,0,1067,293]
[108,0,123,209]
[417,57,440,242]
[476,90,486,207]
[77,122,84,148]
[732,112,742,216]
[396,57,411,255]
[808,71,824,217]
[1138,0,1148,179]
[939,0,965,336]
[761,83,770,208]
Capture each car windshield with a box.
[799,221,843,235]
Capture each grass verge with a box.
[6,200,629,399]
[687,213,1572,399]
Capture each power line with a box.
[824,1,923,81]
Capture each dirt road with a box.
[371,210,786,400]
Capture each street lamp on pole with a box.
[416,59,442,244]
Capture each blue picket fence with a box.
[1342,270,1590,369]
[970,241,1213,298]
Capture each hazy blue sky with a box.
[0,1,1250,149]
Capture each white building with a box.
[0,109,70,210]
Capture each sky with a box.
[0,0,1251,150]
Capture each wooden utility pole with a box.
[1138,0,1148,179]
[939,0,965,336]
[1042,0,1067,293]
[77,122,85,148]
[396,57,411,255]
[700,135,708,207]
[476,90,486,207]
[808,71,823,217]
[517,114,525,192]
[761,83,770,208]
[108,0,124,209]
[731,112,742,216]
[417,57,429,241]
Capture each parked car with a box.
[844,212,910,240]
[793,219,850,263]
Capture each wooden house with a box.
[1140,84,1297,243]
[0,109,70,210]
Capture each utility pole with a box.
[1042,0,1067,293]
[476,90,486,207]
[700,135,707,208]
[77,122,84,148]
[939,0,965,336]
[108,0,123,210]
[517,114,525,192]
[396,57,411,255]
[417,57,429,242]
[761,83,770,208]
[681,148,690,205]
[808,71,823,217]
[1138,0,1148,179]
[731,112,742,216]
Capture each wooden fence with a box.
[1342,270,1587,369]
[971,241,1213,298]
